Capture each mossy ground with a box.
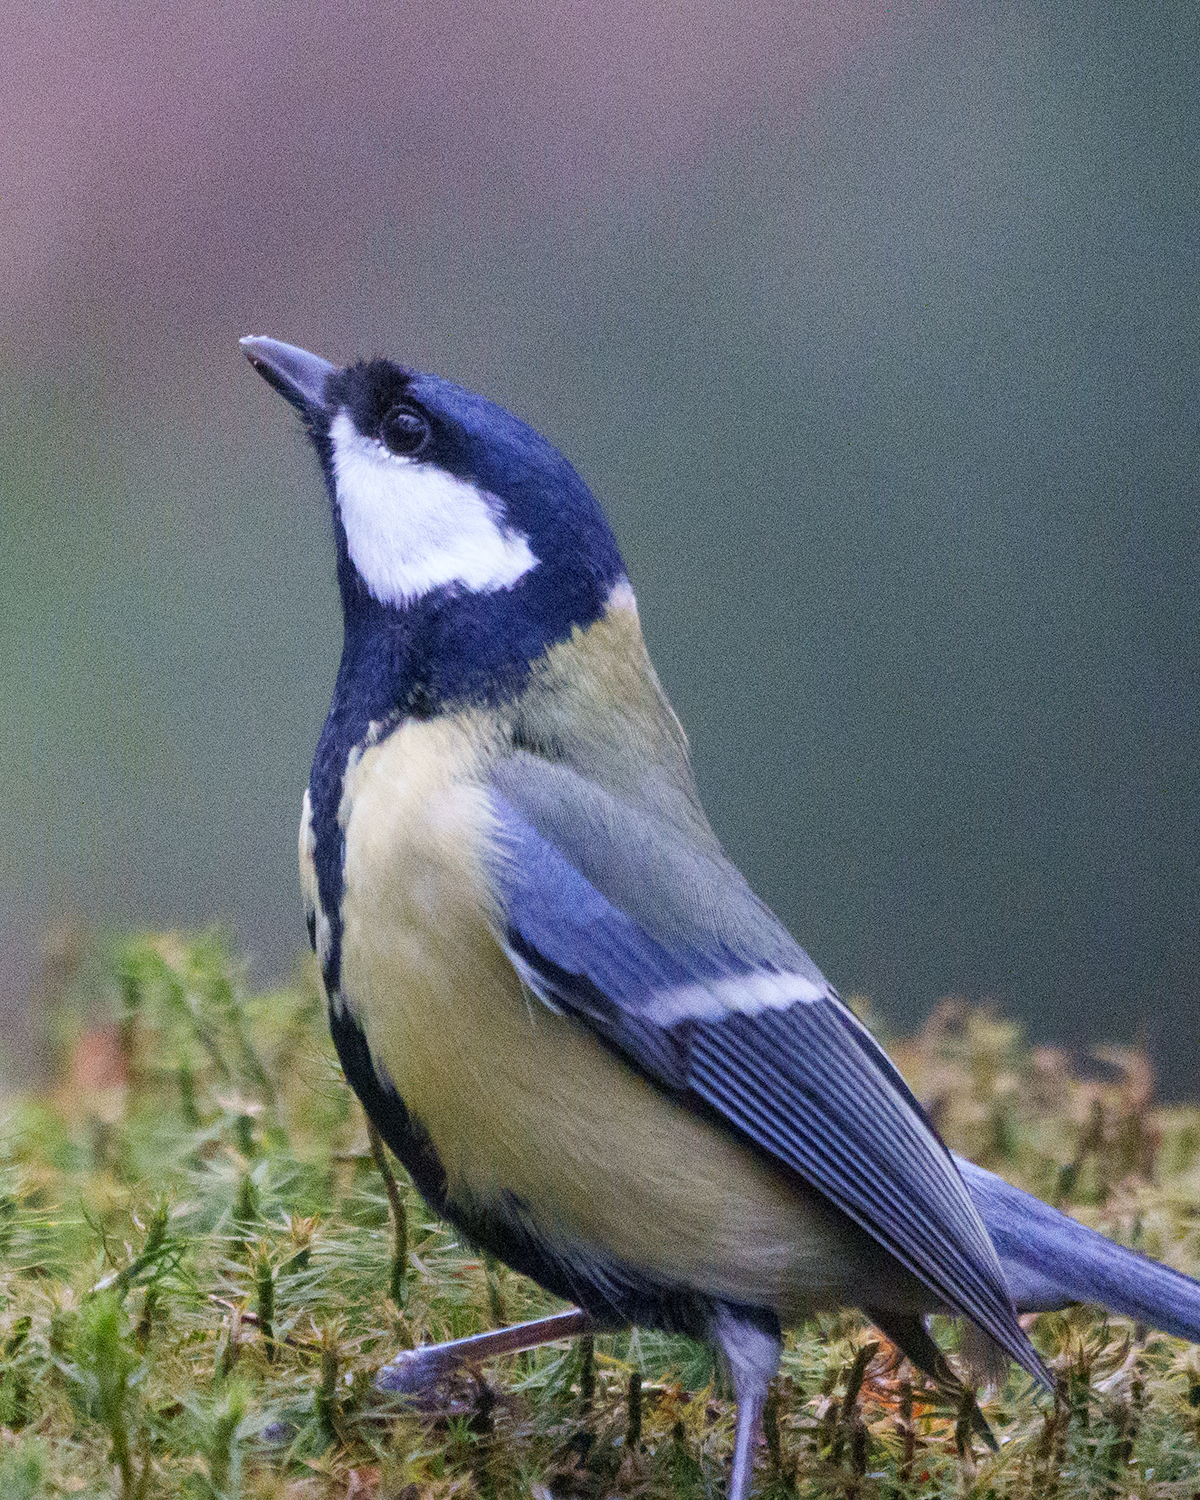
[1,931,1198,1498]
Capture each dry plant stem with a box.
[763,1386,782,1469]
[579,1333,596,1410]
[627,1369,642,1448]
[898,1378,915,1484]
[365,1119,408,1305]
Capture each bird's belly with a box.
[335,717,916,1321]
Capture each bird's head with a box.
[241,336,628,710]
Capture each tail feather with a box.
[958,1154,1200,1343]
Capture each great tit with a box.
[241,336,1200,1497]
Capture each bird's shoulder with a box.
[306,577,799,989]
[506,583,701,817]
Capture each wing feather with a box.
[488,757,1049,1387]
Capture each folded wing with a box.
[488,753,1050,1387]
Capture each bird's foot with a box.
[376,1308,592,1393]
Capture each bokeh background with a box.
[1,3,1196,1093]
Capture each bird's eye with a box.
[380,404,430,457]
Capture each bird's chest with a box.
[311,712,503,1023]
[304,716,537,1186]
[301,714,871,1312]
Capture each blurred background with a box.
[1,3,1196,1094]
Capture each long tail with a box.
[957,1154,1200,1341]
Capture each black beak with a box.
[240,336,336,415]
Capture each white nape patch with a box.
[648,970,828,1027]
[606,577,639,615]
[330,410,538,606]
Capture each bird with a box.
[241,335,1200,1497]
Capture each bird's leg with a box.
[376,1307,592,1392]
[865,1307,997,1451]
[714,1306,782,1500]
[729,1389,765,1500]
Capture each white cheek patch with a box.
[329,410,538,606]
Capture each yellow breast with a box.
[332,712,912,1322]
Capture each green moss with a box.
[0,932,1197,1496]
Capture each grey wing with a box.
[488,752,1051,1387]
